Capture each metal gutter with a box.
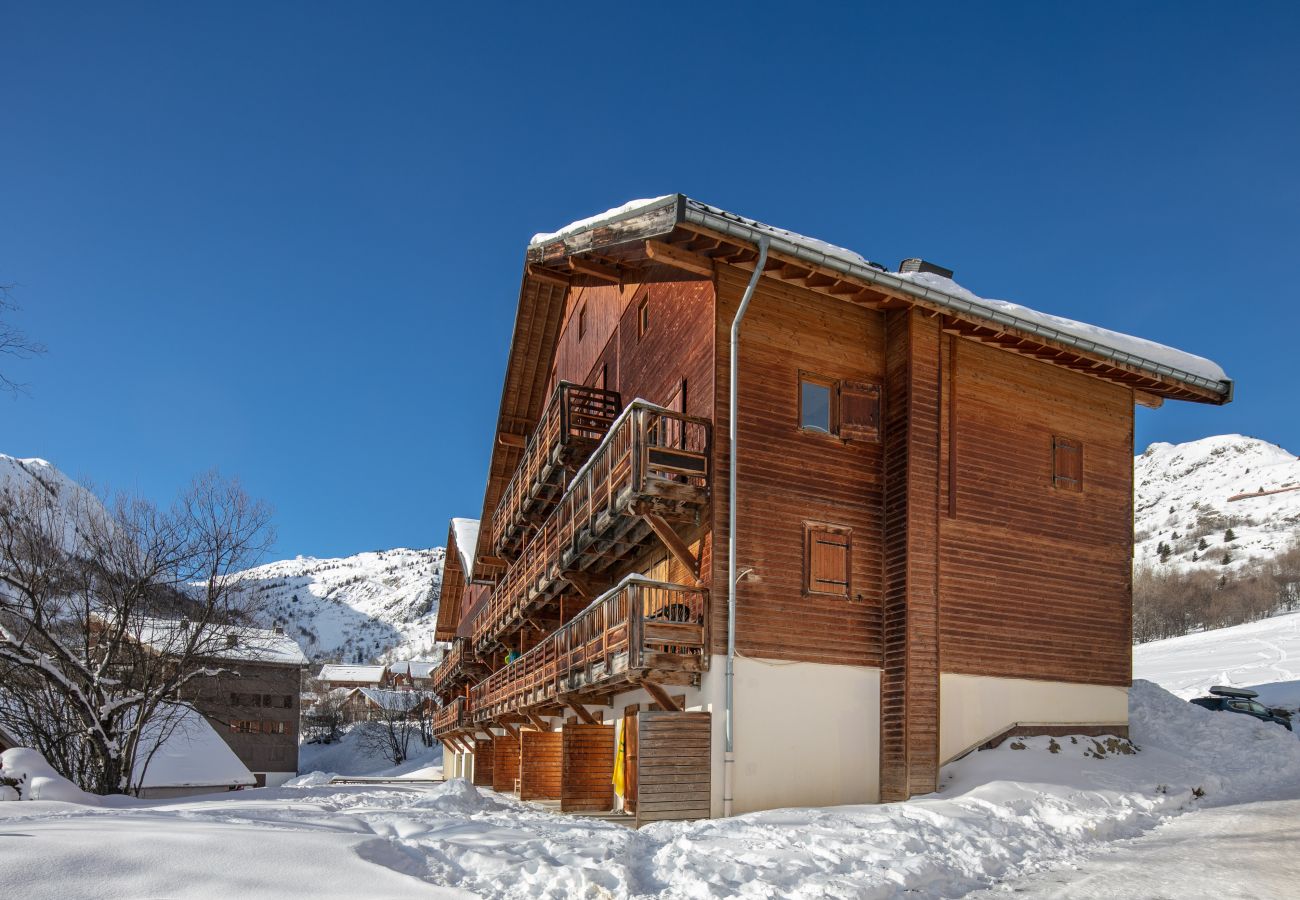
[724,235,769,819]
[680,199,1231,402]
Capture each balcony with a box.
[475,402,711,651]
[491,382,622,558]
[430,637,489,701]
[469,577,707,724]
[433,696,470,738]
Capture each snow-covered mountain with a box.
[237,548,445,665]
[1135,435,1300,573]
[1,453,446,665]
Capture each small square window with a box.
[800,377,834,434]
[638,296,650,337]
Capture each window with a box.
[282,695,294,709]
[262,720,287,735]
[638,296,650,338]
[804,523,851,597]
[231,720,259,734]
[799,374,882,440]
[1053,436,1083,491]
[800,376,834,434]
[578,304,588,341]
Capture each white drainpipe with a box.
[724,236,769,818]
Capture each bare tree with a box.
[0,470,274,794]
[354,690,431,766]
[0,286,45,394]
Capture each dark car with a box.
[1190,686,1293,732]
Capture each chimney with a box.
[898,258,954,280]
[273,625,284,635]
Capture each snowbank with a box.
[3,682,1298,899]
[0,748,100,804]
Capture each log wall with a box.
[711,263,887,664]
[938,337,1134,685]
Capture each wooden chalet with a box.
[430,195,1231,823]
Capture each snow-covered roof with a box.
[134,704,255,789]
[530,195,1231,398]
[133,618,309,666]
[450,518,479,579]
[317,664,386,683]
[388,660,437,679]
[357,688,424,711]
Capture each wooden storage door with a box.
[491,734,520,793]
[560,724,615,812]
[624,711,638,814]
[472,740,494,787]
[634,710,711,827]
[519,730,563,801]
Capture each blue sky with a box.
[2,2,1297,560]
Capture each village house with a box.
[316,663,388,691]
[429,195,1231,825]
[141,621,309,789]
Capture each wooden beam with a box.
[638,679,683,712]
[563,571,609,600]
[526,713,551,732]
[567,701,598,725]
[499,721,520,741]
[1135,391,1164,409]
[525,263,571,287]
[567,256,622,283]
[644,239,715,277]
[640,511,702,583]
[497,432,526,448]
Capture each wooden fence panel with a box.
[472,739,494,787]
[520,730,563,800]
[560,724,615,812]
[635,710,711,826]
[491,734,520,793]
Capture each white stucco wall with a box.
[939,673,1130,763]
[263,771,296,788]
[686,655,880,816]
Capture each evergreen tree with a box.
[1198,537,1208,551]
[1222,552,1233,565]
[1225,528,1237,542]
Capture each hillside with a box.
[237,547,445,664]
[1134,608,1300,714]
[1135,434,1300,572]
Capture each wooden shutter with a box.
[1053,436,1083,491]
[805,523,851,596]
[838,381,882,441]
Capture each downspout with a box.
[725,235,769,818]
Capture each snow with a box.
[6,681,1298,898]
[356,688,424,711]
[529,195,674,245]
[133,704,255,790]
[1134,434,1300,573]
[529,197,1229,387]
[1,748,101,803]
[295,725,445,782]
[317,663,386,683]
[450,517,479,578]
[133,617,309,666]
[389,660,438,679]
[236,546,445,664]
[1135,607,1300,713]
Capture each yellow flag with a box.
[612,720,626,795]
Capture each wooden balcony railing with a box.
[474,402,711,650]
[469,577,707,724]
[430,637,488,701]
[433,696,469,737]
[491,382,622,558]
